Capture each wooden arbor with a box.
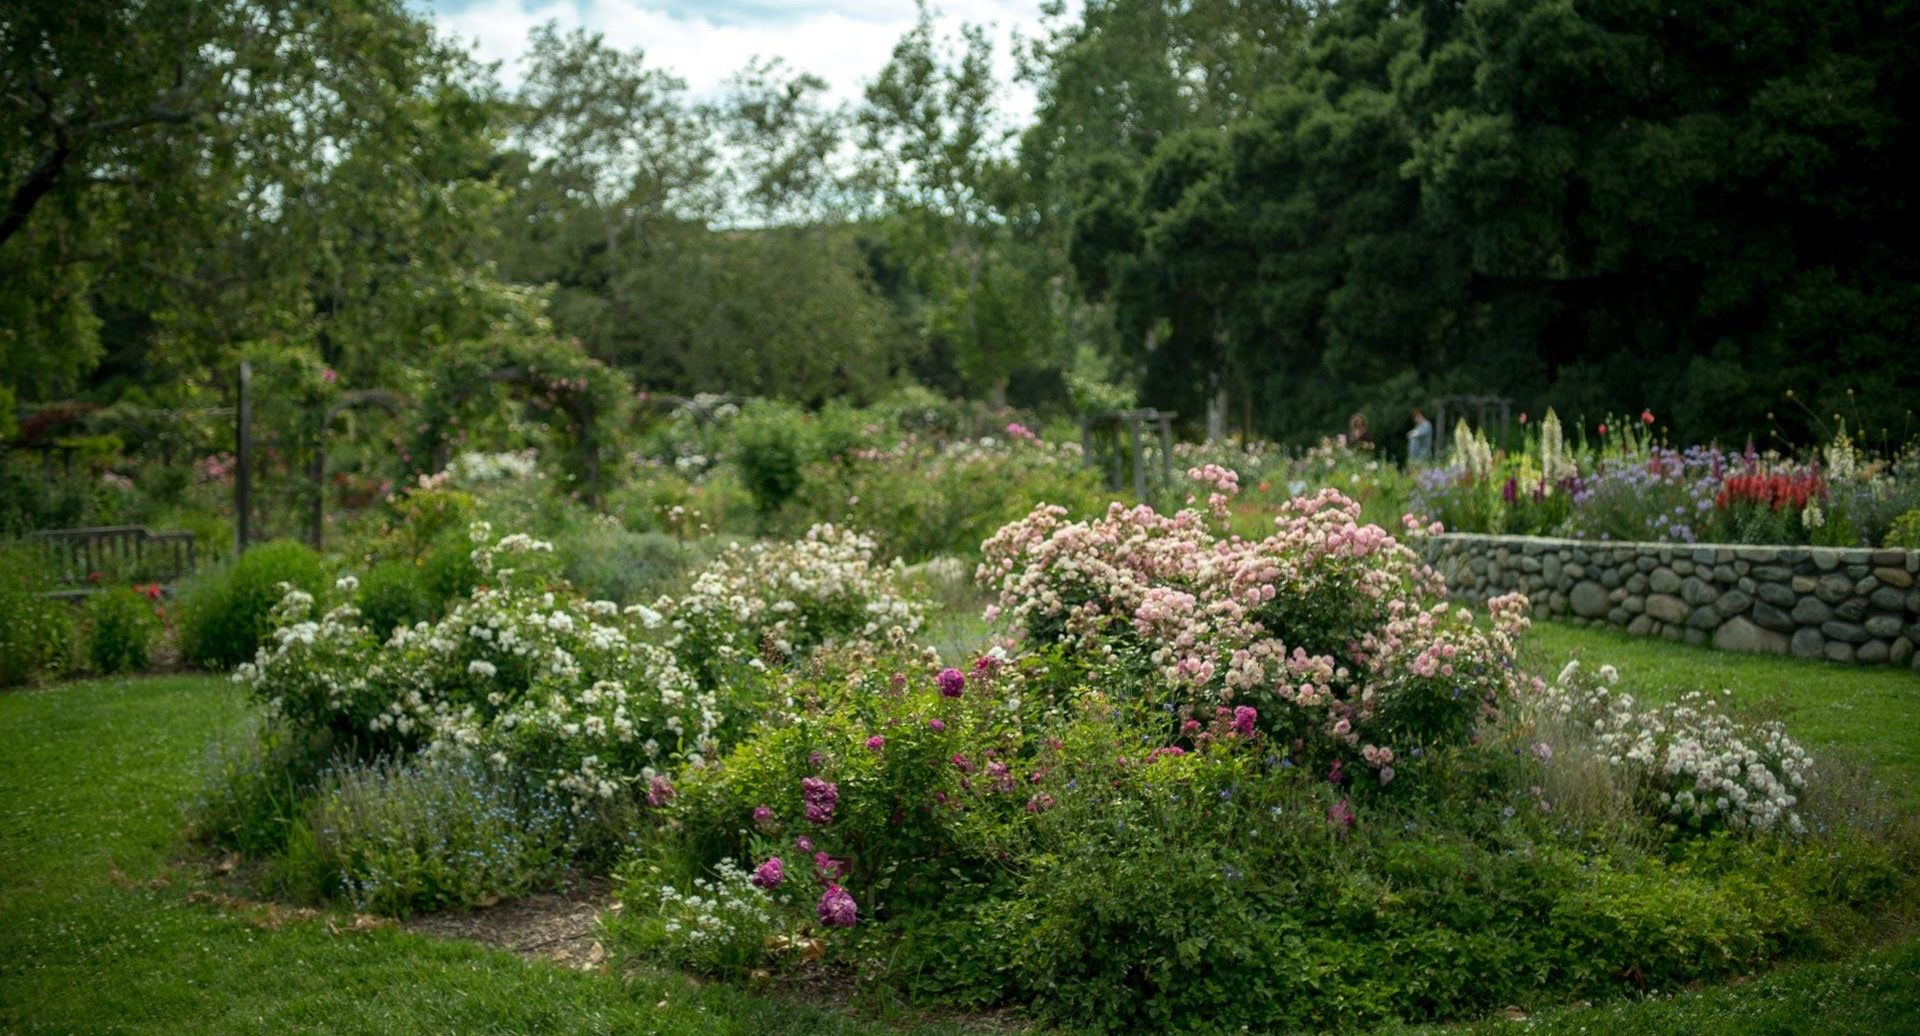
[1080,408,1177,503]
[423,365,610,508]
[1432,394,1514,454]
[308,389,411,550]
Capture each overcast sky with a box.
[415,0,1065,118]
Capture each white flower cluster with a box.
[1534,661,1811,834]
[234,530,718,811]
[1538,409,1569,490]
[658,524,924,684]
[1450,420,1495,480]
[447,449,541,484]
[648,859,784,974]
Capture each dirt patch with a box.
[403,875,615,971]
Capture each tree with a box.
[858,4,1062,406]
[1,0,510,400]
[1067,0,1920,444]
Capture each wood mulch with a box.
[402,875,615,971]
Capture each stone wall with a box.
[1422,534,1920,671]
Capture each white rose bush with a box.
[233,523,922,823]
[655,523,923,688]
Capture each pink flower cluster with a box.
[802,777,838,825]
[817,884,858,927]
[978,488,1534,776]
[1186,463,1241,518]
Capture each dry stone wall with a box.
[1422,534,1920,671]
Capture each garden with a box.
[8,0,1920,1031]
[5,392,1920,1034]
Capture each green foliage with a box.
[648,640,1905,1032]
[1068,0,1920,445]
[7,673,1918,1035]
[733,402,814,514]
[2,0,511,395]
[419,528,483,606]
[779,441,1108,562]
[354,560,437,638]
[608,856,789,978]
[190,721,336,859]
[411,311,630,503]
[176,540,328,670]
[557,524,705,604]
[1886,510,1920,549]
[82,586,160,675]
[282,756,571,917]
[0,548,76,686]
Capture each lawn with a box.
[0,676,970,1036]
[3,629,1917,1035]
[1523,622,1920,807]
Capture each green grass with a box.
[0,676,970,1035]
[1524,621,1920,806]
[4,637,1919,1034]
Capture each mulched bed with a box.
[402,875,614,971]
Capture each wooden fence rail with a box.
[28,526,198,598]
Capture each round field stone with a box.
[1790,597,1831,625]
[1570,580,1609,618]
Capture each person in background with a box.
[1347,412,1374,449]
[1406,407,1434,463]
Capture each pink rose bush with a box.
[978,488,1533,781]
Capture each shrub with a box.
[353,560,437,638]
[0,547,75,686]
[734,402,813,514]
[418,527,482,606]
[1886,509,1920,549]
[83,585,161,674]
[558,523,704,604]
[287,755,570,916]
[1531,660,1811,834]
[234,525,729,807]
[659,524,924,689]
[190,720,335,857]
[177,539,328,669]
[385,482,478,560]
[779,433,1109,562]
[978,488,1532,774]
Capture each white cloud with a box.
[424,0,1060,121]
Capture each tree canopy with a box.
[4,0,1915,446]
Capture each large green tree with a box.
[857,6,1065,407]
[1,0,507,401]
[493,28,906,403]
[1070,0,1920,445]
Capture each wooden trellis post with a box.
[235,361,253,555]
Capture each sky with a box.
[415,0,1065,118]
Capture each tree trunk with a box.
[1205,371,1227,442]
[0,144,73,247]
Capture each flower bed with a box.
[1413,411,1920,550]
[196,490,1916,1032]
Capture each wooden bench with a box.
[28,526,198,599]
